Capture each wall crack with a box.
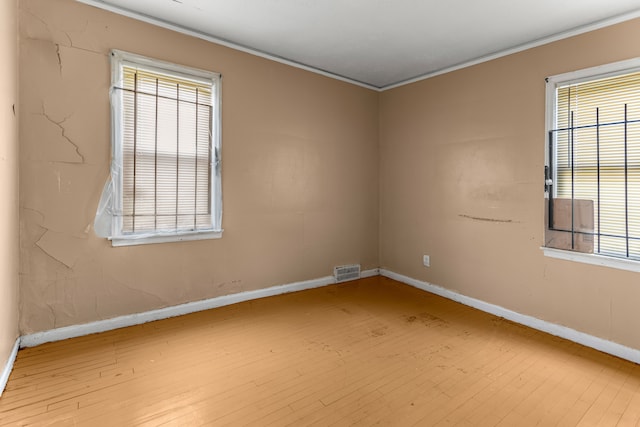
[110,278,167,305]
[22,8,53,36]
[40,105,85,163]
[55,43,62,73]
[22,206,46,223]
[35,232,73,270]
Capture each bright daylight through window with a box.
[95,51,222,246]
[545,58,640,263]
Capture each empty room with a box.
[3,0,640,425]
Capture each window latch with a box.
[544,166,552,192]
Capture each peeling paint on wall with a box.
[19,0,379,335]
[35,230,86,269]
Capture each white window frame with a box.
[109,50,222,246]
[542,57,640,272]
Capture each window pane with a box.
[550,70,640,260]
[119,64,214,236]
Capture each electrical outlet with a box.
[423,255,430,267]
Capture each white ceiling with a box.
[80,0,640,90]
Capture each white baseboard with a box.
[11,267,639,388]
[0,337,20,397]
[20,269,379,348]
[361,268,379,278]
[380,269,640,365]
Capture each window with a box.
[544,58,640,266]
[95,50,222,246]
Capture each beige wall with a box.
[19,0,379,334]
[380,18,640,350]
[17,0,640,354]
[0,0,20,366]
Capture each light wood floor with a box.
[2,276,640,426]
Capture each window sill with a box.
[110,230,223,247]
[542,247,640,273]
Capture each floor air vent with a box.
[334,264,361,283]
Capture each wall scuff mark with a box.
[458,214,516,223]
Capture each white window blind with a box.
[95,51,222,246]
[547,63,640,260]
[120,66,214,233]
